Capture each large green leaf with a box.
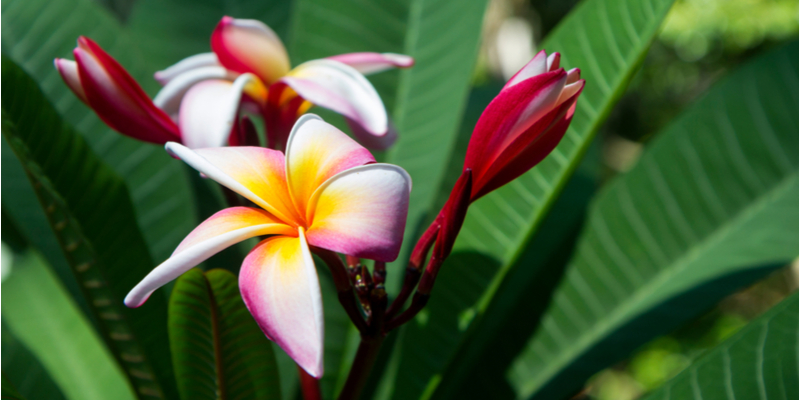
[1,0,196,263]
[1,57,178,399]
[508,41,799,399]
[642,292,798,400]
[2,323,66,400]
[289,0,489,295]
[169,268,281,400]
[384,0,677,398]
[1,252,135,400]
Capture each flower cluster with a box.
[55,16,413,151]
[56,13,583,382]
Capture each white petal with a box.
[282,59,388,137]
[153,66,237,117]
[178,73,256,148]
[154,53,222,85]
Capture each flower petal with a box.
[153,66,236,117]
[327,52,414,75]
[154,53,223,85]
[124,207,293,308]
[306,163,411,261]
[503,50,548,90]
[54,58,87,103]
[285,115,375,217]
[211,16,290,85]
[178,73,263,148]
[73,37,181,144]
[239,229,324,378]
[282,59,389,138]
[166,142,304,226]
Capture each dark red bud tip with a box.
[433,168,473,262]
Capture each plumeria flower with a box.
[55,18,413,151]
[412,50,585,274]
[124,114,411,377]
[464,49,584,201]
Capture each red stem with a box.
[313,247,368,333]
[298,365,322,400]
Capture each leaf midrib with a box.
[515,171,798,395]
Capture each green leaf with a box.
[2,252,135,400]
[2,324,65,400]
[1,372,27,400]
[1,57,178,399]
[1,0,197,263]
[127,0,292,69]
[288,0,489,295]
[508,41,799,399]
[169,268,281,400]
[384,0,677,398]
[641,292,798,400]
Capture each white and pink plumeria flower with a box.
[55,16,414,150]
[124,114,411,377]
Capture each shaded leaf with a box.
[2,324,65,400]
[1,57,177,399]
[508,41,799,399]
[169,268,281,400]
[641,292,798,400]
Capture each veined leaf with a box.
[2,323,66,400]
[1,252,135,400]
[641,292,798,400]
[169,269,281,400]
[508,41,799,399]
[1,0,196,263]
[1,57,177,399]
[386,0,677,398]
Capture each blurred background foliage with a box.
[1,0,797,399]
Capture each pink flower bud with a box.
[56,37,181,144]
[465,50,584,200]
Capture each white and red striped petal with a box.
[211,16,290,85]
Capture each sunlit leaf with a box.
[641,292,798,399]
[1,252,135,400]
[2,57,177,399]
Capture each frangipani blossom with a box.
[124,114,411,377]
[55,18,413,150]
[411,50,584,276]
[464,50,584,200]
